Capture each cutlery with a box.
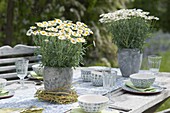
[64,109,72,113]
[6,80,42,86]
[103,87,124,96]
[109,104,132,112]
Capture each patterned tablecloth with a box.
[0,67,127,113]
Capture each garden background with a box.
[0,0,170,111]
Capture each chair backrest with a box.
[0,44,38,79]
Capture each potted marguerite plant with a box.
[99,9,159,77]
[27,18,93,92]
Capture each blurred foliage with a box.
[141,31,170,72]
[0,0,170,67]
[0,0,131,67]
[130,0,170,32]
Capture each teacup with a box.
[91,71,103,86]
[130,73,155,88]
[81,68,94,82]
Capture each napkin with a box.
[30,71,43,80]
[70,107,119,113]
[0,90,9,96]
[125,81,156,92]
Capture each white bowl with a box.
[32,64,44,76]
[78,94,109,113]
[0,78,7,90]
[130,73,155,88]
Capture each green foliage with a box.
[26,18,93,68]
[159,52,170,72]
[156,98,170,112]
[108,17,151,51]
[34,36,85,67]
[131,0,170,32]
[1,0,130,67]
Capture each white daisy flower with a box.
[59,29,66,35]
[40,31,47,36]
[45,28,51,31]
[82,23,88,27]
[36,22,45,27]
[26,29,33,36]
[48,21,57,26]
[55,19,62,24]
[30,26,37,29]
[72,27,78,30]
[77,30,83,34]
[154,17,159,20]
[82,31,90,36]
[42,21,48,27]
[72,32,79,37]
[65,34,71,39]
[58,35,66,40]
[76,22,82,26]
[76,38,86,43]
[44,39,49,42]
[32,30,39,35]
[70,38,77,44]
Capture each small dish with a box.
[27,71,43,80]
[0,89,14,99]
[32,64,44,76]
[122,84,164,94]
[88,66,111,72]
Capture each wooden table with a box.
[0,67,170,113]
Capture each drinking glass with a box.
[148,55,162,85]
[103,69,117,102]
[15,58,29,89]
[148,55,162,75]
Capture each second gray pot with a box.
[118,49,142,77]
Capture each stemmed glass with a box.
[148,55,162,85]
[15,58,29,89]
[103,68,117,102]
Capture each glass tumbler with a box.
[148,55,162,74]
[103,69,117,101]
[15,58,29,89]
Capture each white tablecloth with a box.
[0,67,147,113]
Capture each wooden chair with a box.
[0,44,38,79]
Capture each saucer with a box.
[27,72,43,80]
[122,84,164,94]
[0,89,14,99]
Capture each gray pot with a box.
[118,49,142,77]
[43,67,73,92]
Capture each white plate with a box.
[88,66,111,71]
[122,84,164,94]
[0,89,14,99]
[27,74,43,80]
